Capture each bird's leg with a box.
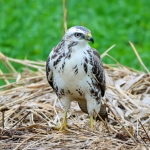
[59,111,67,130]
[55,98,70,130]
[90,115,94,129]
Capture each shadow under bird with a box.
[46,26,107,130]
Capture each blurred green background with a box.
[0,0,150,71]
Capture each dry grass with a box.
[0,43,150,149]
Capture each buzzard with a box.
[46,26,106,129]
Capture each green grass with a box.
[0,0,150,72]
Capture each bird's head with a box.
[63,26,94,45]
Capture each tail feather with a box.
[78,101,108,120]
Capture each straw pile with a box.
[0,43,150,149]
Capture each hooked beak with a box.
[86,33,94,44]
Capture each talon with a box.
[59,124,68,131]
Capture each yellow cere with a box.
[87,33,92,37]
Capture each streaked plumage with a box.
[46,26,107,129]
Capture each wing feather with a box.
[91,48,106,97]
[46,40,65,90]
[46,56,54,89]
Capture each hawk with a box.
[46,26,106,129]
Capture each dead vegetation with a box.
[0,43,150,149]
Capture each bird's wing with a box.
[46,40,65,90]
[46,56,54,89]
[78,48,107,120]
[90,48,106,97]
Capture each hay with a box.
[0,43,150,149]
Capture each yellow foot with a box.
[53,124,68,131]
[54,111,68,131]
[59,123,68,131]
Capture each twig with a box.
[0,107,9,129]
[129,41,149,74]
[13,135,35,150]
[104,101,138,144]
[22,135,48,150]
[6,60,18,74]
[2,111,4,129]
[94,110,110,132]
[101,44,116,59]
[138,134,149,150]
[11,111,31,128]
[139,134,146,144]
[0,70,10,84]
[62,0,67,34]
[7,57,45,70]
[139,120,150,142]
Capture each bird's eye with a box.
[74,33,82,37]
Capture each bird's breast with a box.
[52,51,93,96]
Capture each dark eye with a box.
[74,33,82,37]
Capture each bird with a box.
[46,26,106,129]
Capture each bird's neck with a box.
[65,41,90,54]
